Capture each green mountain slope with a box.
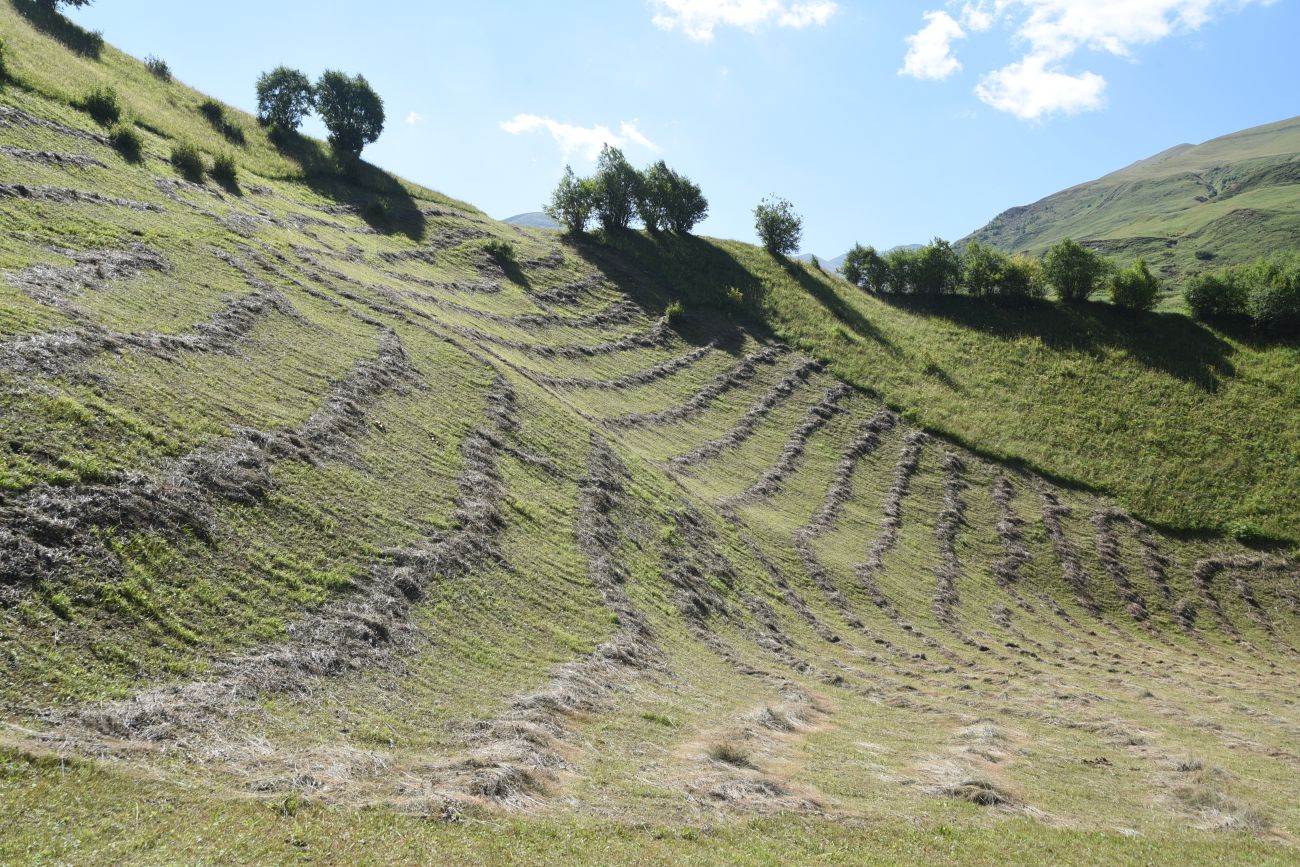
[1,8,1299,864]
[964,116,1300,280]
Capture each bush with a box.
[961,242,1004,298]
[911,238,962,296]
[1243,253,1300,334]
[754,195,802,256]
[109,123,143,162]
[842,244,889,292]
[592,145,639,232]
[1184,271,1247,320]
[998,255,1046,301]
[1042,238,1109,302]
[482,239,516,267]
[545,165,598,235]
[882,247,917,294]
[1109,258,1162,311]
[665,300,685,324]
[256,66,315,133]
[316,70,385,155]
[170,141,205,182]
[80,86,121,126]
[144,55,171,82]
[0,39,9,85]
[211,151,238,186]
[198,98,245,145]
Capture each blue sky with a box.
[73,1,1299,256]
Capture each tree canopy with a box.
[315,71,385,156]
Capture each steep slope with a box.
[1,8,1299,864]
[964,116,1300,280]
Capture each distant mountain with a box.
[503,211,561,230]
[962,115,1300,279]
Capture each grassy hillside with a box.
[2,7,1299,864]
[963,116,1300,284]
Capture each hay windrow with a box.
[0,183,164,212]
[720,383,852,510]
[854,430,928,615]
[530,342,715,390]
[0,145,106,169]
[1040,490,1100,617]
[6,243,169,311]
[671,358,821,470]
[604,346,783,428]
[0,105,112,145]
[932,454,967,629]
[1092,509,1151,622]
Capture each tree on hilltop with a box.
[256,67,315,134]
[754,195,802,256]
[315,71,385,156]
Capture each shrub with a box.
[170,141,205,182]
[1043,238,1109,302]
[754,195,802,256]
[316,70,385,155]
[1243,253,1300,334]
[109,123,143,162]
[198,98,245,145]
[211,151,238,186]
[911,238,962,295]
[80,86,121,126]
[1194,250,1216,262]
[1184,271,1247,320]
[842,244,889,292]
[636,160,673,232]
[664,171,708,234]
[0,39,9,85]
[545,165,598,235]
[961,241,1004,298]
[726,286,744,307]
[592,145,640,232]
[1109,258,1162,311]
[256,66,315,133]
[882,247,917,294]
[998,255,1046,300]
[144,55,171,82]
[665,300,685,324]
[482,239,516,267]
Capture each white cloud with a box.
[899,11,966,80]
[902,0,1272,120]
[974,55,1106,119]
[651,0,838,41]
[500,114,661,160]
[405,111,423,126]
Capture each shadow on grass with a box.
[269,129,425,242]
[12,0,103,59]
[775,255,899,355]
[873,292,1238,390]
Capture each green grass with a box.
[1,9,1299,864]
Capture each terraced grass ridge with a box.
[963,115,1300,283]
[2,8,1299,865]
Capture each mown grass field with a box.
[1,5,1298,864]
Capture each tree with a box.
[592,145,640,231]
[544,165,598,235]
[754,195,802,256]
[912,238,962,295]
[842,244,889,292]
[883,247,917,293]
[960,241,1004,298]
[999,254,1046,300]
[315,71,385,156]
[37,0,92,8]
[1109,258,1162,311]
[635,160,673,232]
[1042,238,1108,302]
[256,67,315,133]
[664,168,708,234]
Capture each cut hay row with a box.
[69,368,518,744]
[803,409,897,535]
[0,104,111,145]
[5,242,168,310]
[853,431,928,619]
[932,454,967,631]
[1092,509,1152,623]
[1039,490,1102,617]
[407,291,641,331]
[0,182,163,212]
[441,316,672,360]
[0,330,415,601]
[429,434,660,807]
[719,383,853,511]
[0,287,298,375]
[0,145,105,169]
[1193,555,1298,645]
[741,536,842,645]
[604,346,784,428]
[528,342,715,391]
[669,358,822,471]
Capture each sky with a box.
[72,0,1300,257]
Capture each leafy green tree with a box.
[1109,258,1162,311]
[592,145,640,231]
[883,247,917,293]
[37,0,92,8]
[754,195,802,256]
[842,244,889,292]
[315,71,385,156]
[256,67,315,133]
[544,165,598,235]
[635,160,673,232]
[1184,270,1247,320]
[998,254,1046,300]
[912,238,962,295]
[1042,238,1108,302]
[960,241,1005,298]
[1242,251,1300,334]
[664,168,708,234]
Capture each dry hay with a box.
[0,183,163,212]
[530,342,715,391]
[0,145,106,169]
[604,346,783,428]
